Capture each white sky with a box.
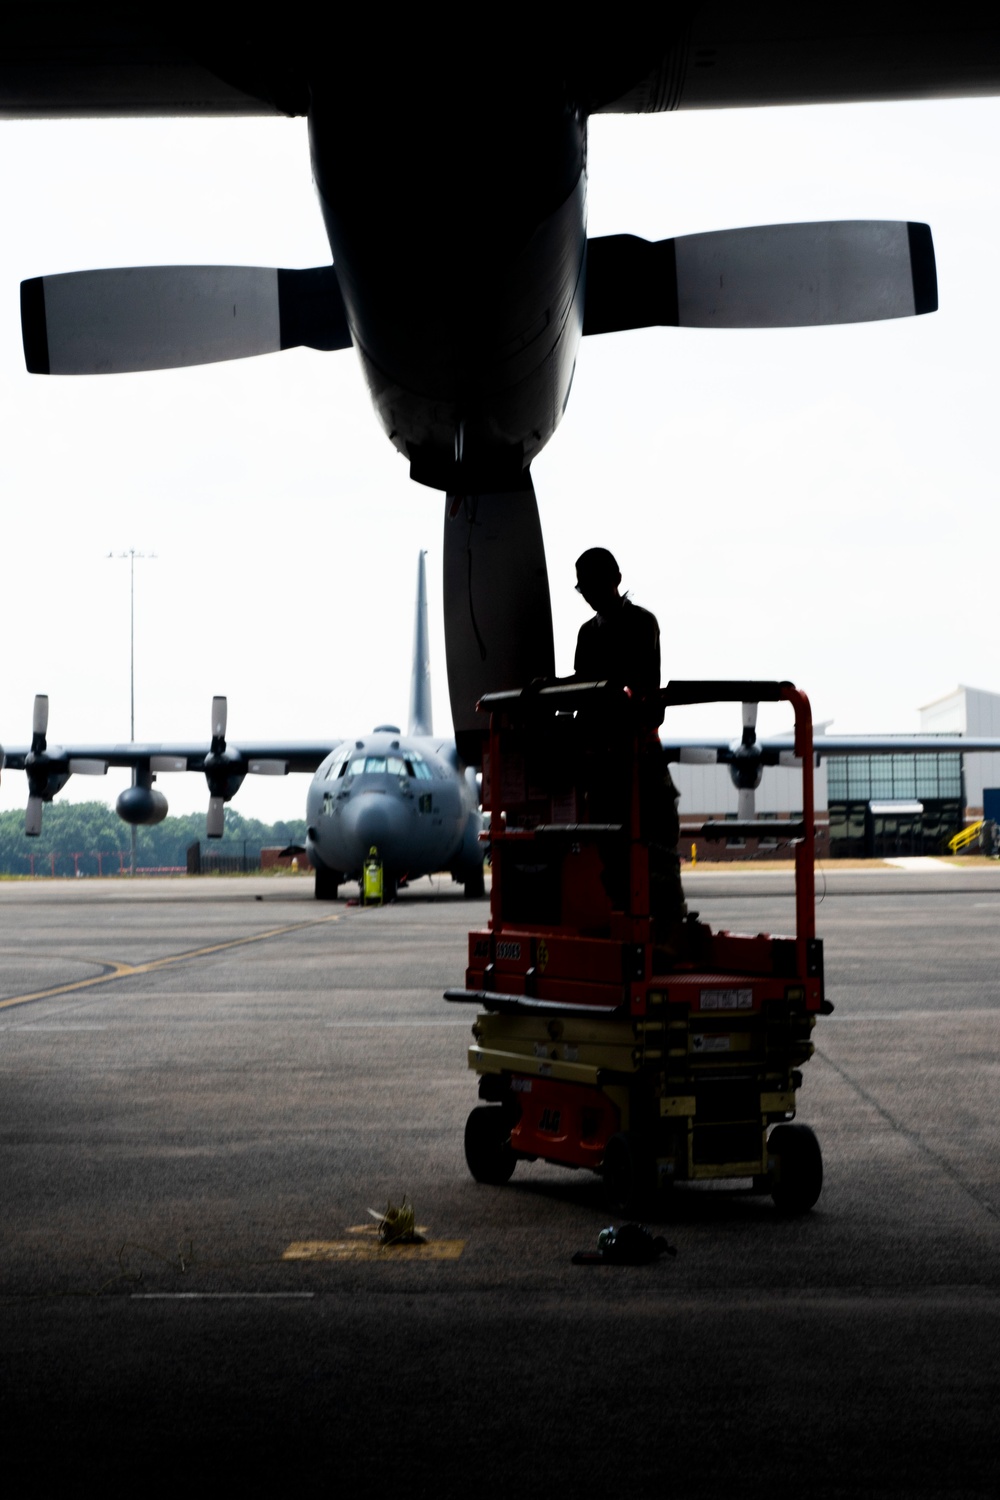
[0,97,997,822]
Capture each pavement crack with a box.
[816,1046,999,1220]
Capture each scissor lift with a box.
[445,680,830,1214]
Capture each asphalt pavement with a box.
[2,867,999,1494]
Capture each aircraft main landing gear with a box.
[313,861,341,901]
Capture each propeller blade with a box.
[150,756,188,773]
[443,478,555,763]
[21,265,350,376]
[206,797,225,839]
[742,702,758,733]
[738,787,756,821]
[25,795,43,837]
[32,693,49,743]
[67,759,107,775]
[211,696,228,745]
[584,221,936,334]
[248,759,288,775]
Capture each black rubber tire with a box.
[602,1131,657,1216]
[464,1107,517,1185]
[769,1123,823,1214]
[463,863,486,899]
[314,863,341,901]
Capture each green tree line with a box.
[0,801,307,877]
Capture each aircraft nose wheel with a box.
[767,1123,823,1213]
[464,1106,517,1185]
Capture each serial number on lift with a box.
[698,988,753,1011]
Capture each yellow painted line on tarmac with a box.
[285,1227,465,1263]
[0,914,342,1012]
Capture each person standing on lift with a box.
[569,547,687,951]
[572,547,661,698]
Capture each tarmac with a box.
[2,866,999,1494]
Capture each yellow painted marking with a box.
[0,914,341,1012]
[284,1227,465,1263]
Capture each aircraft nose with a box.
[339,792,407,868]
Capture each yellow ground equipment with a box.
[363,845,384,905]
[948,821,983,855]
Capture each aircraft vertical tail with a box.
[408,550,433,737]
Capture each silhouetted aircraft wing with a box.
[3,15,1000,119]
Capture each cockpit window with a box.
[327,748,351,779]
[345,755,405,776]
[336,747,438,779]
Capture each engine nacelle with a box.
[728,752,763,793]
[25,743,70,803]
[28,769,71,802]
[116,784,169,826]
[204,748,246,804]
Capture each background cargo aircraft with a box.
[0,554,486,900]
[8,13,1000,759]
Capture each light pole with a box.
[108,549,156,875]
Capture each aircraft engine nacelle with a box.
[728,752,763,793]
[116,784,169,827]
[26,762,70,803]
[205,767,246,802]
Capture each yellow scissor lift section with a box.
[445,680,828,1214]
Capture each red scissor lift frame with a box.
[446,680,828,1214]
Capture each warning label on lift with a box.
[692,1034,731,1053]
[699,987,753,1011]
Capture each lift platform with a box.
[445,680,829,1214]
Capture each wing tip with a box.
[20,277,49,374]
[907,222,938,315]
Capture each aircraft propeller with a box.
[23,694,108,836]
[442,481,555,763]
[678,696,806,839]
[203,695,240,838]
[21,221,935,376]
[730,702,765,822]
[20,220,937,750]
[198,694,288,836]
[20,266,351,375]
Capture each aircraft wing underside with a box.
[3,12,1000,121]
[0,14,288,118]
